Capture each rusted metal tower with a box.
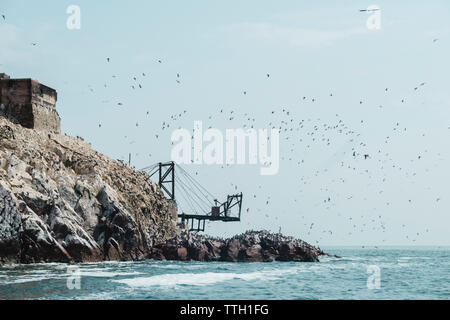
[142,161,243,232]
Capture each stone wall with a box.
[30,104,61,132]
[0,76,60,133]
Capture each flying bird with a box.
[359,8,380,12]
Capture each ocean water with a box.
[0,247,449,300]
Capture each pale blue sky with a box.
[1,0,450,245]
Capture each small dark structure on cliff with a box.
[0,73,60,133]
[142,162,243,232]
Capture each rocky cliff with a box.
[0,118,178,264]
[150,230,326,262]
[0,117,329,265]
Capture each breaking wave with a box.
[114,267,302,287]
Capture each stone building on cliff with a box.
[0,73,60,133]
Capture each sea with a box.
[0,247,449,300]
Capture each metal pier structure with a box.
[141,161,243,232]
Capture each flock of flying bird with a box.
[81,49,446,247]
[1,9,445,247]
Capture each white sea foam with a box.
[80,270,143,278]
[150,263,205,270]
[114,267,301,288]
[0,275,61,284]
[0,268,142,284]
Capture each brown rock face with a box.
[149,230,326,263]
[0,118,178,264]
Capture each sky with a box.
[1,0,450,246]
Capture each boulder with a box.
[149,230,327,262]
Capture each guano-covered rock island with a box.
[0,74,327,264]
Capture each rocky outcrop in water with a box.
[0,118,178,264]
[149,230,326,262]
